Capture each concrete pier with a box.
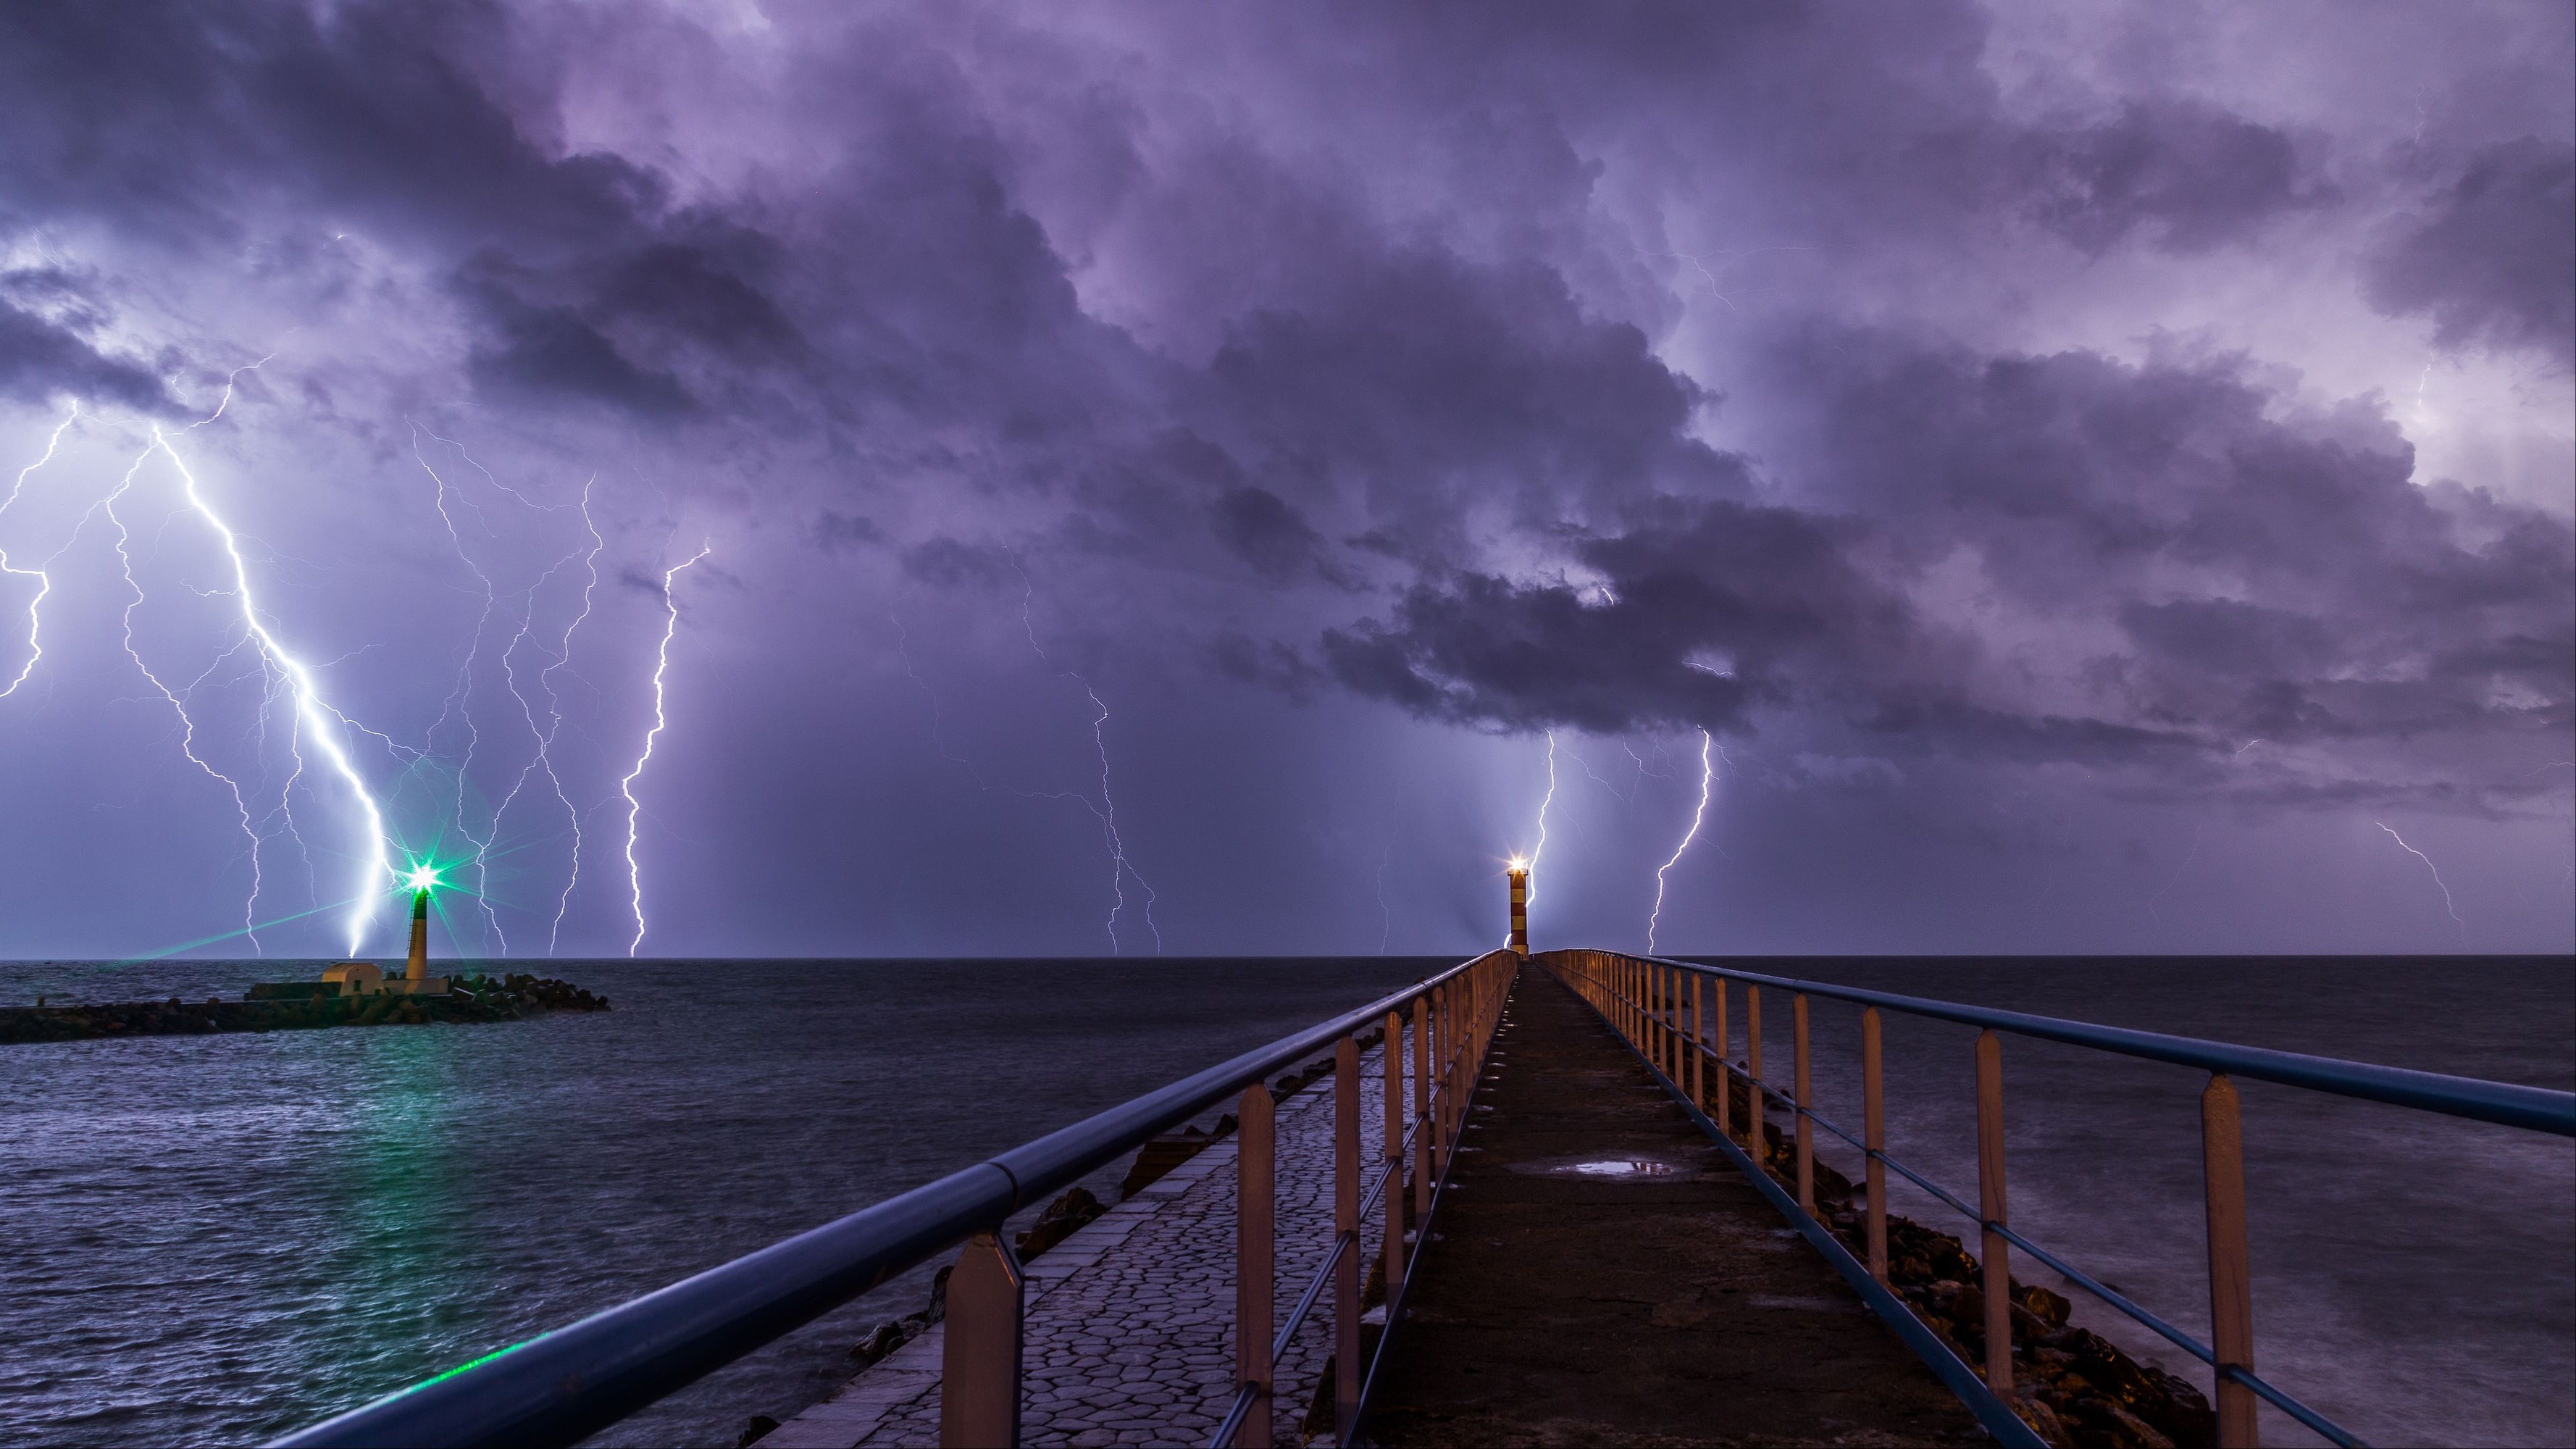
[775,966,1983,1448]
[1361,964,1979,1447]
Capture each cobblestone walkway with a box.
[770,1042,1402,1448]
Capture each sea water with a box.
[1,956,2567,1448]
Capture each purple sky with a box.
[0,1,2567,961]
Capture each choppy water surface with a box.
[0,956,1434,1448]
[3,955,2569,1448]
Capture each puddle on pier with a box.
[1507,1156,1705,1179]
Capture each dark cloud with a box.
[900,536,1018,589]
[1321,497,1901,736]
[1323,326,2571,785]
[0,0,2567,955]
[1208,630,1323,698]
[2118,599,2339,681]
[582,236,808,370]
[1199,251,1741,556]
[0,0,659,256]
[0,296,175,412]
[2020,101,2331,254]
[2367,138,2576,367]
[807,510,883,552]
[459,260,697,418]
[1210,486,1326,582]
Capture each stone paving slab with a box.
[769,1043,1402,1449]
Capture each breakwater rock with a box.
[0,972,609,1046]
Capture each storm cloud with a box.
[2368,138,2576,368]
[0,0,2566,957]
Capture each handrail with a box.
[1556,951,2546,1449]
[1642,956,2573,1136]
[271,953,1505,1449]
[1686,1027,2363,1445]
[1217,970,1508,1449]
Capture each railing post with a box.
[1793,993,1814,1214]
[1975,1030,2010,1399]
[1649,962,1662,1072]
[1237,1082,1276,1449]
[1746,986,1765,1157]
[1669,964,1689,1077]
[1429,987,1448,1175]
[1658,964,1671,1076]
[1335,1035,1360,1440]
[1443,982,1460,1151]
[1689,972,1705,1111]
[1642,961,1654,1064]
[1450,983,1468,1143]
[1411,998,1430,1226]
[1384,1010,1405,1307]
[939,1232,1024,1448]
[1712,976,1731,1142]
[1862,1006,1887,1285]
[2204,1074,2259,1448]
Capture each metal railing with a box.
[272,949,1521,1449]
[1208,945,1511,1448]
[1542,949,2576,1449]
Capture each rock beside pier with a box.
[1113,1028,1385,1197]
[0,972,609,1046]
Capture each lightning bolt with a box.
[413,429,598,957]
[2375,821,2466,942]
[1661,245,1810,314]
[621,543,709,956]
[73,362,391,955]
[412,425,508,948]
[897,599,1163,953]
[99,438,269,947]
[1566,740,1634,802]
[2147,822,2203,924]
[892,608,989,786]
[11,387,679,961]
[1513,730,1558,945]
[143,385,393,954]
[1375,834,1394,954]
[484,483,604,958]
[544,483,606,955]
[1647,729,1714,953]
[1011,557,1161,955]
[476,476,611,956]
[1079,682,1160,954]
[0,404,80,698]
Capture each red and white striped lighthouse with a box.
[1507,861,1529,954]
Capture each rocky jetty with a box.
[0,972,609,1046]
